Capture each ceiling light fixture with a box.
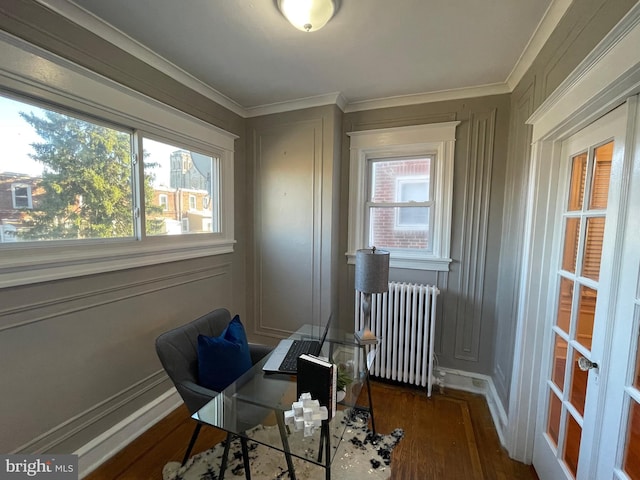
[277,0,337,32]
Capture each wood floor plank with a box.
[84,381,538,479]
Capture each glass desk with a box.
[193,331,377,480]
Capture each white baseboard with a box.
[436,367,508,448]
[75,388,182,479]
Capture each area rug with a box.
[163,410,404,480]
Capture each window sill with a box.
[346,252,451,272]
[0,237,235,288]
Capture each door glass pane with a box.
[589,142,613,209]
[623,400,640,480]
[562,218,581,273]
[548,390,563,447]
[576,286,597,350]
[582,217,605,281]
[568,152,588,211]
[552,334,568,390]
[570,354,588,417]
[564,413,582,478]
[556,277,574,333]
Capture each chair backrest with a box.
[155,308,231,413]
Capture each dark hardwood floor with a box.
[84,381,538,480]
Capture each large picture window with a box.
[1,95,135,242]
[0,33,236,288]
[347,122,459,271]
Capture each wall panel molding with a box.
[0,263,231,332]
[251,119,323,339]
[492,80,536,403]
[541,0,608,99]
[15,370,169,454]
[454,109,497,361]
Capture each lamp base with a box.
[355,327,378,345]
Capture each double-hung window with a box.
[369,158,432,252]
[0,33,237,287]
[347,122,459,271]
[11,184,33,209]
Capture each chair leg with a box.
[181,423,202,466]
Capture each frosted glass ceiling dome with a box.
[277,0,337,32]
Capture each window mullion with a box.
[132,132,145,240]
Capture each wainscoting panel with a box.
[492,79,535,405]
[0,260,234,454]
[252,119,323,337]
[454,109,497,362]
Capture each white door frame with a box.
[506,3,640,463]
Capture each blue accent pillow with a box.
[197,315,253,391]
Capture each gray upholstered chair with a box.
[155,308,272,465]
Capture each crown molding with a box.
[37,0,246,117]
[505,0,573,91]
[37,0,567,118]
[244,92,347,117]
[343,83,511,113]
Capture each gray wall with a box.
[245,106,342,341]
[340,96,511,374]
[492,0,638,407]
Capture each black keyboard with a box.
[279,340,319,372]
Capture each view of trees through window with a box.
[0,94,218,243]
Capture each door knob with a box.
[578,356,598,371]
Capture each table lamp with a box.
[355,247,390,344]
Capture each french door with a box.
[532,97,640,479]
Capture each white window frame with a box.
[347,122,459,271]
[11,183,33,209]
[188,194,196,210]
[394,174,430,231]
[159,194,168,211]
[0,32,237,288]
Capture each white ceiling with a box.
[42,0,568,117]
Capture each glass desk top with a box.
[193,330,377,474]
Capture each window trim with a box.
[346,122,459,271]
[0,32,237,288]
[394,175,430,231]
[158,194,169,211]
[11,183,33,209]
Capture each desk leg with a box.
[324,421,331,480]
[276,412,296,480]
[219,432,233,480]
[240,437,251,480]
[317,425,326,462]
